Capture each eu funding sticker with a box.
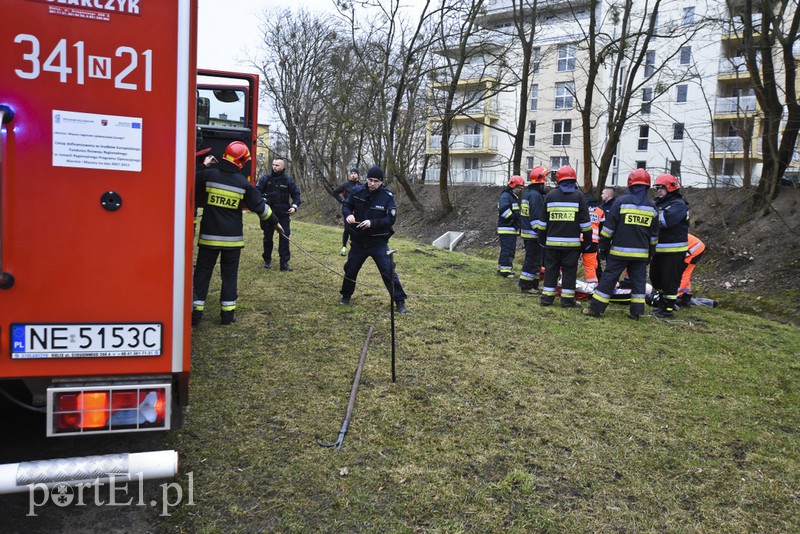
[52,110,143,172]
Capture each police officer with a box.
[338,166,408,313]
[256,158,301,271]
[518,167,548,292]
[650,174,689,318]
[497,175,524,277]
[583,169,659,320]
[331,167,362,256]
[538,166,593,308]
[193,141,284,326]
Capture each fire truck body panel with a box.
[1,0,198,442]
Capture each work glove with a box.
[598,248,609,261]
[583,243,598,253]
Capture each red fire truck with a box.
[0,0,259,492]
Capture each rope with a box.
[281,232,534,299]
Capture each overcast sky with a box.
[197,0,338,122]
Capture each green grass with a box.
[166,219,800,533]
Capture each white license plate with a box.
[11,323,162,359]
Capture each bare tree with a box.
[573,0,709,194]
[254,8,345,189]
[728,0,800,214]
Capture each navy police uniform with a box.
[256,165,301,269]
[339,167,407,310]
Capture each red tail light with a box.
[48,384,171,436]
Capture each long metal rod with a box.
[388,249,397,382]
[317,326,373,450]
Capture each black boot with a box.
[220,310,236,325]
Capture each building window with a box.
[673,123,685,140]
[464,157,480,182]
[680,46,691,65]
[670,160,681,176]
[636,160,647,169]
[557,43,576,72]
[638,125,649,150]
[528,120,536,147]
[683,7,695,26]
[645,50,656,78]
[555,81,574,109]
[677,84,688,103]
[465,122,481,148]
[553,119,572,146]
[642,88,653,114]
[526,157,535,171]
[650,12,659,39]
[551,156,569,169]
[530,84,538,111]
[533,47,541,74]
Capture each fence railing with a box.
[429,134,499,151]
[715,96,757,114]
[425,167,505,185]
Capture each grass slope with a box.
[167,219,800,533]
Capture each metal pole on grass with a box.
[316,326,374,451]
[388,249,396,382]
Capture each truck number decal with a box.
[13,34,152,91]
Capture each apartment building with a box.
[426,0,800,188]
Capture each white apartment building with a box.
[425,0,800,188]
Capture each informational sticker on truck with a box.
[52,110,143,171]
[10,323,162,359]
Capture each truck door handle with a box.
[0,104,16,289]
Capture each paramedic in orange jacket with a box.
[677,233,705,307]
[581,194,605,284]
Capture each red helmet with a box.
[627,168,651,187]
[222,141,251,169]
[556,165,576,182]
[508,175,524,188]
[529,166,549,184]
[655,174,680,192]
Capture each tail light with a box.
[47,383,171,436]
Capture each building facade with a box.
[425,0,800,188]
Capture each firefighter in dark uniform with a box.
[193,141,284,326]
[331,167,362,256]
[338,166,408,313]
[256,158,301,271]
[583,169,659,319]
[538,165,593,308]
[497,175,524,277]
[518,166,548,292]
[650,174,689,318]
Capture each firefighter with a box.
[581,193,605,284]
[650,174,690,318]
[193,141,284,326]
[338,166,408,313]
[538,165,593,308]
[677,233,706,307]
[519,167,548,292]
[583,169,659,319]
[497,175,524,277]
[256,158,301,271]
[331,168,362,255]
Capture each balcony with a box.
[425,166,505,185]
[722,14,762,41]
[714,96,757,115]
[428,133,499,154]
[710,136,762,160]
[718,56,758,78]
